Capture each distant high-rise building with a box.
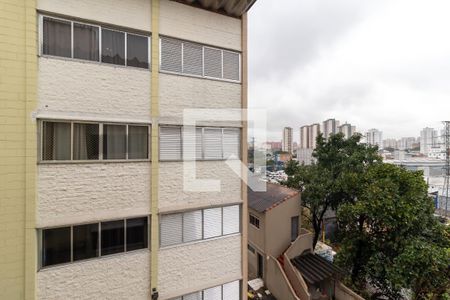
[398,137,416,150]
[420,127,438,155]
[282,127,293,154]
[309,123,321,149]
[339,123,356,139]
[322,118,340,140]
[366,129,383,148]
[300,125,309,149]
[383,138,398,149]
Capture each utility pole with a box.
[442,121,450,217]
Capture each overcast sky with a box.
[247,0,450,142]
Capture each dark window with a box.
[73,123,99,160]
[127,34,149,68]
[247,244,255,254]
[101,220,124,255]
[103,124,126,159]
[43,17,71,58]
[249,214,260,229]
[42,121,71,160]
[73,23,99,61]
[291,216,299,242]
[126,217,148,251]
[128,125,148,159]
[42,227,71,267]
[73,223,99,261]
[101,29,125,65]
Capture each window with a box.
[101,220,125,256]
[42,121,71,160]
[174,280,241,300]
[160,126,182,160]
[73,23,99,61]
[126,217,148,251]
[160,205,240,247]
[41,121,150,162]
[203,286,222,300]
[42,227,71,267]
[203,128,223,160]
[247,244,256,254]
[160,37,241,82]
[223,281,240,300]
[249,214,260,229]
[183,292,202,300]
[127,33,149,68]
[43,17,71,58]
[41,15,150,69]
[222,128,240,159]
[73,223,99,261]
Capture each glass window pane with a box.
[183,292,202,300]
[223,281,240,300]
[223,205,240,235]
[42,122,71,161]
[159,126,182,160]
[204,47,222,78]
[73,23,99,61]
[223,129,240,159]
[183,210,202,242]
[203,208,222,239]
[126,217,148,251]
[204,128,223,160]
[161,37,182,73]
[101,220,124,256]
[73,123,99,160]
[73,223,99,261]
[160,214,182,247]
[103,124,126,159]
[203,286,222,300]
[101,29,125,65]
[42,227,71,267]
[223,51,240,81]
[128,125,148,159]
[183,42,203,76]
[43,17,71,58]
[127,34,149,68]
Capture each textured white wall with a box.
[37,58,151,121]
[158,235,242,299]
[159,161,242,212]
[37,250,150,300]
[37,163,150,227]
[160,0,241,51]
[37,0,151,31]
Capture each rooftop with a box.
[248,183,299,213]
[291,253,343,286]
[173,0,257,17]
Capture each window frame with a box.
[171,280,242,300]
[39,14,151,70]
[249,214,260,229]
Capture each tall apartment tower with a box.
[420,127,438,155]
[366,129,383,149]
[338,123,356,140]
[308,123,321,149]
[322,118,340,140]
[0,0,256,299]
[282,127,294,154]
[299,126,309,149]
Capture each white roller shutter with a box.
[223,281,240,300]
[161,37,182,73]
[204,128,222,160]
[223,51,240,81]
[182,127,202,160]
[223,128,240,159]
[160,214,182,247]
[160,126,181,160]
[203,208,222,239]
[183,292,202,300]
[203,286,222,300]
[204,47,222,79]
[183,210,202,242]
[183,42,203,76]
[223,205,240,235]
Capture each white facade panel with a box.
[37,163,150,227]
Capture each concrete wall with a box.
[38,58,151,121]
[265,257,300,300]
[160,0,241,51]
[265,194,301,257]
[158,235,242,299]
[37,250,150,300]
[37,0,151,32]
[159,161,241,212]
[285,231,314,260]
[283,254,311,300]
[37,163,150,227]
[248,243,258,279]
[248,208,265,254]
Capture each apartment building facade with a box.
[0,0,256,299]
[282,127,293,154]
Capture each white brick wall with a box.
[159,161,242,212]
[37,58,151,122]
[158,235,242,299]
[37,163,151,227]
[37,250,150,300]
[160,0,241,51]
[37,0,151,31]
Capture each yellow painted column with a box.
[150,0,160,296]
[0,0,37,299]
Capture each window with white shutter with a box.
[223,128,240,159]
[204,47,222,78]
[223,281,240,300]
[160,214,182,247]
[203,208,222,239]
[203,128,222,160]
[203,286,222,300]
[183,42,203,76]
[223,51,240,81]
[182,127,203,160]
[223,205,240,235]
[160,126,182,160]
[161,37,182,73]
[183,210,203,242]
[183,292,202,300]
